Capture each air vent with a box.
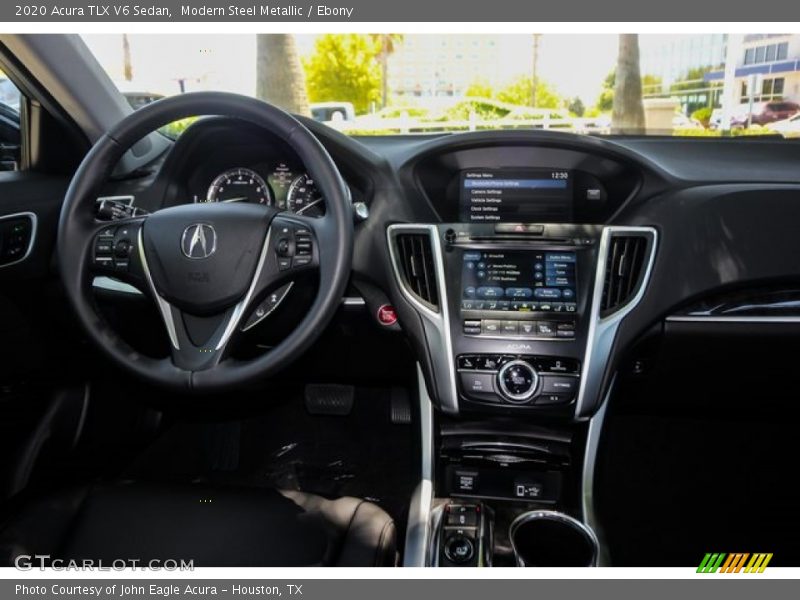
[600,234,648,316]
[395,233,440,309]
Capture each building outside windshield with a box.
[79,33,800,138]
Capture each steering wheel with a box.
[57,92,354,393]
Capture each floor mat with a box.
[125,385,420,540]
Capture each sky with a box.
[80,34,642,107]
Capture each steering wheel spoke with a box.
[155,300,241,370]
[264,214,321,276]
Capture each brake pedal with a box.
[304,384,354,416]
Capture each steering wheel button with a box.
[94,240,113,255]
[293,256,312,268]
[113,240,132,258]
[277,257,292,271]
[276,238,291,256]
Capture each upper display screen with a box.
[459,169,573,223]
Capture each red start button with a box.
[377,304,398,326]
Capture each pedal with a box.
[304,384,354,416]
[390,388,412,425]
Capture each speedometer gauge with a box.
[206,168,273,205]
[286,174,325,217]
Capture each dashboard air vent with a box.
[395,233,440,310]
[601,234,648,316]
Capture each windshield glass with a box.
[81,33,800,139]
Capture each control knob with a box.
[497,360,539,403]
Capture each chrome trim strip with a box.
[666,315,800,323]
[341,296,366,307]
[137,228,180,350]
[0,211,37,269]
[92,276,142,296]
[138,227,273,353]
[403,364,435,567]
[213,228,272,350]
[509,510,599,567]
[575,226,658,419]
[581,378,614,567]
[427,503,446,567]
[387,224,459,414]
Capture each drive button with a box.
[459,372,498,402]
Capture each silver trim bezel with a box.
[341,296,366,307]
[137,227,180,350]
[387,224,459,414]
[509,510,599,567]
[581,378,614,567]
[213,228,273,351]
[0,211,37,269]
[92,276,142,296]
[136,226,273,353]
[497,359,540,403]
[402,365,435,567]
[575,226,658,419]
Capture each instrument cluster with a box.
[198,162,326,218]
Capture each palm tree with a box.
[370,34,403,109]
[611,34,645,134]
[122,34,133,82]
[255,34,310,116]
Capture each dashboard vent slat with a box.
[601,234,648,317]
[395,233,440,310]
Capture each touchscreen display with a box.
[461,250,577,313]
[459,169,573,223]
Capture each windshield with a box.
[81,33,800,139]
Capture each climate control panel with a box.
[457,354,579,407]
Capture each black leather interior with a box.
[0,481,396,567]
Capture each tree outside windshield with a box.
[81,34,800,138]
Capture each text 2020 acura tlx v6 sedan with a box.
[0,34,799,568]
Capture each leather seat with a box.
[0,481,396,567]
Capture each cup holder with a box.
[509,511,598,567]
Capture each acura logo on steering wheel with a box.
[181,223,217,259]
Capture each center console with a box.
[448,223,596,416]
[388,162,657,567]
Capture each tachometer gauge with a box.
[286,174,325,217]
[206,168,273,205]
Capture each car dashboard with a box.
[5,119,800,567]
